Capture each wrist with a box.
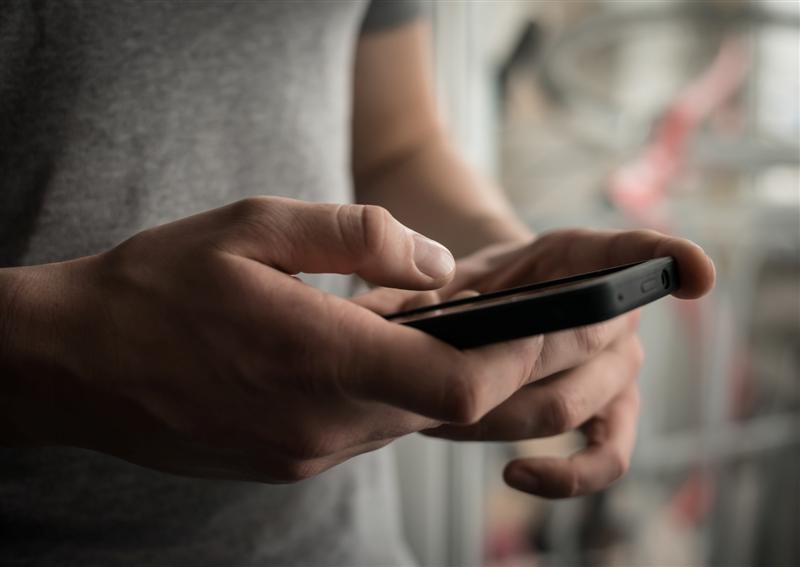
[0,262,87,446]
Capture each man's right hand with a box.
[0,197,551,483]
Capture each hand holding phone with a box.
[355,228,715,499]
[354,229,715,498]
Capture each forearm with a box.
[354,133,532,258]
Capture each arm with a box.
[4,197,591,486]
[352,21,531,258]
[351,20,716,499]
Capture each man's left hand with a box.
[353,228,715,498]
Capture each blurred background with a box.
[393,1,800,566]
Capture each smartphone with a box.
[385,256,678,349]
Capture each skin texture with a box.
[356,230,715,498]
[0,198,715,495]
[0,21,716,500]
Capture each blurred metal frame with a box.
[539,2,800,160]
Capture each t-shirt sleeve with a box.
[360,0,426,34]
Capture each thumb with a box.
[224,197,455,289]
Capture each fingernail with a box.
[412,232,455,279]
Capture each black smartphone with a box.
[385,256,679,349]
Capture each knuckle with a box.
[231,196,274,220]
[607,447,631,482]
[111,228,149,257]
[445,366,488,425]
[630,336,646,371]
[281,426,337,461]
[539,391,579,436]
[338,204,390,260]
[227,196,283,243]
[101,232,151,281]
[278,458,325,483]
[574,324,606,356]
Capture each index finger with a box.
[236,256,540,426]
[291,283,544,425]
[532,229,715,299]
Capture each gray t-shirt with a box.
[0,1,421,565]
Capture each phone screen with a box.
[387,261,640,324]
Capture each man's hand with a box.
[355,229,715,498]
[0,197,565,483]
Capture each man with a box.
[0,1,715,565]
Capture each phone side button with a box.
[640,278,658,293]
